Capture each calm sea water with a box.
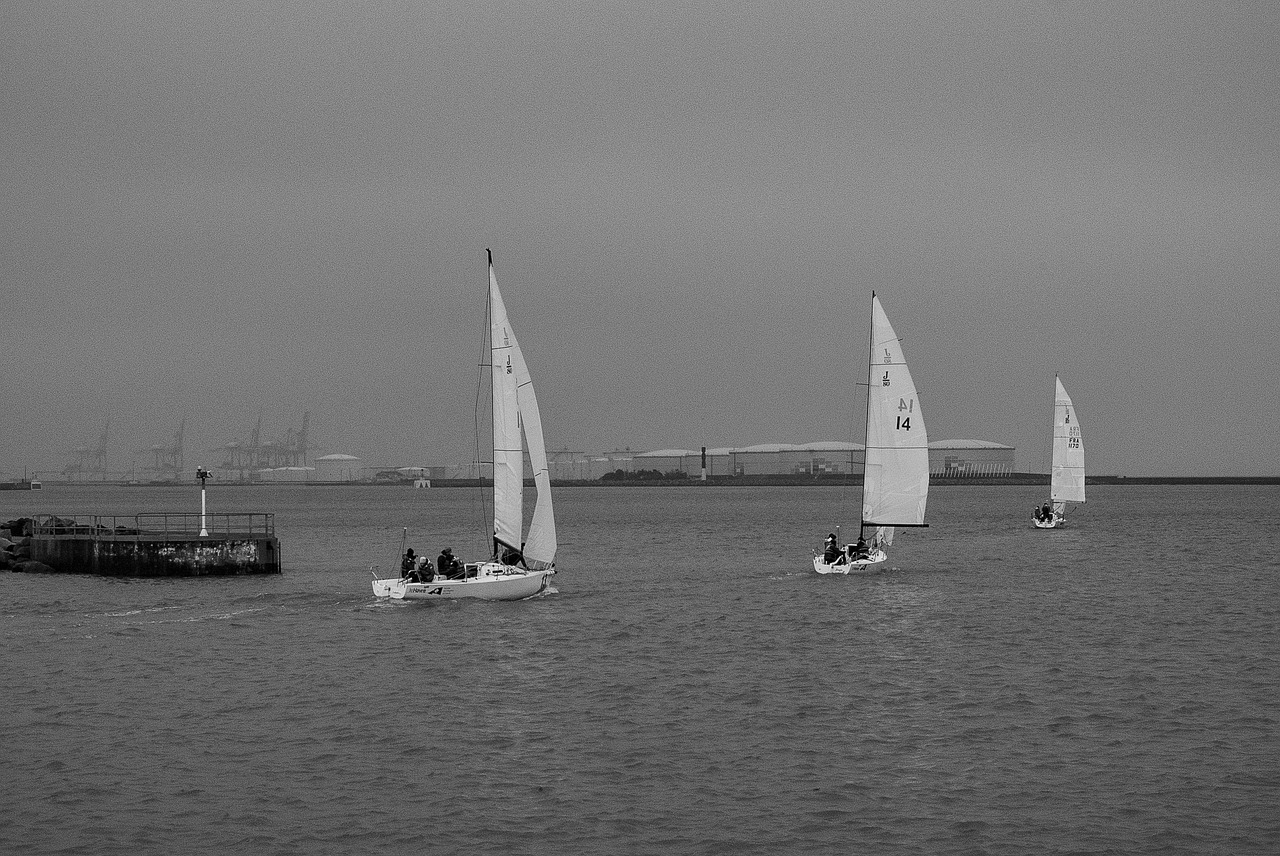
[2,483,1278,855]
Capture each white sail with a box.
[862,294,929,528]
[488,258,557,569]
[1050,375,1085,505]
[512,326,556,569]
[489,262,524,553]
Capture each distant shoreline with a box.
[539,475,1280,487]
[25,474,1280,488]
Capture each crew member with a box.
[822,533,840,563]
[438,547,463,579]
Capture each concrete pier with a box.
[25,513,280,577]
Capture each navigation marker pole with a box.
[197,467,211,536]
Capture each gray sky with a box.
[3,1,1277,477]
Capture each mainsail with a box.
[861,293,929,539]
[1050,375,1085,510]
[488,256,557,570]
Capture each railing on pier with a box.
[32,513,275,542]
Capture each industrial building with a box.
[541,439,1015,480]
[928,439,1017,477]
[314,454,363,482]
[255,466,317,483]
[230,437,1016,483]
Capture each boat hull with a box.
[1032,515,1063,528]
[372,564,553,601]
[813,550,887,575]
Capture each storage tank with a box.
[315,454,363,482]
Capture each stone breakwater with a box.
[3,514,282,577]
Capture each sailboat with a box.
[371,251,557,601]
[814,292,929,574]
[1033,375,1085,528]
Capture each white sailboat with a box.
[1033,375,1085,528]
[372,251,557,601]
[814,292,929,574]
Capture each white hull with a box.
[1033,515,1063,529]
[372,563,554,602]
[813,549,887,575]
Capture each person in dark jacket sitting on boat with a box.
[822,533,841,564]
[438,547,463,579]
[409,556,433,583]
[852,536,870,560]
[400,548,417,578]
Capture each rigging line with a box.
[834,285,861,537]
[383,526,407,579]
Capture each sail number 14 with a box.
[896,397,915,431]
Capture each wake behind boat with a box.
[814,292,929,574]
[1033,375,1085,529]
[371,250,556,602]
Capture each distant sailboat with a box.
[814,293,929,574]
[371,250,557,601]
[1033,376,1085,528]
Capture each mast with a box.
[474,251,494,538]
[1047,373,1057,497]
[859,290,877,537]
